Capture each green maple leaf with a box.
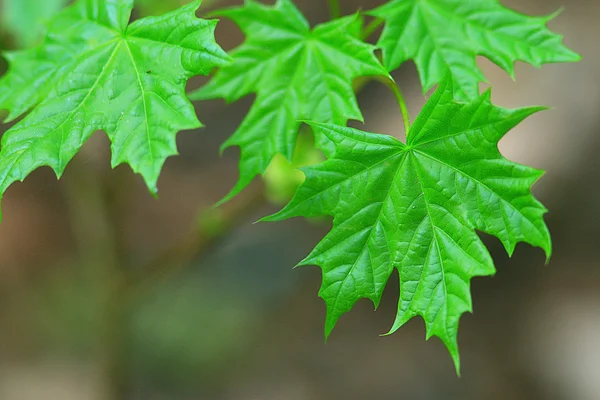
[265,77,552,372]
[190,0,388,202]
[370,0,581,99]
[0,0,229,201]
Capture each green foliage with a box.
[0,0,228,201]
[0,0,581,374]
[1,0,68,47]
[266,78,552,371]
[370,0,581,99]
[190,0,388,201]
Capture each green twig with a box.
[62,156,132,400]
[198,0,223,12]
[327,0,341,19]
[127,182,266,300]
[361,18,384,40]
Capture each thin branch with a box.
[361,18,384,40]
[127,181,266,300]
[327,0,342,19]
[62,155,132,400]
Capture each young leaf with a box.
[265,78,552,372]
[370,0,581,99]
[190,0,389,202]
[0,0,229,200]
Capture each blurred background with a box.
[0,0,598,399]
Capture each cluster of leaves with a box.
[0,0,579,371]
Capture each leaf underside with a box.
[370,0,581,99]
[0,0,229,207]
[266,78,552,373]
[191,0,388,203]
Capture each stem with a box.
[63,158,131,400]
[393,85,411,135]
[359,18,411,135]
[327,0,341,19]
[198,0,224,11]
[127,182,266,300]
[102,278,128,400]
[377,76,411,135]
[100,172,131,400]
[361,18,384,40]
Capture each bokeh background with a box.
[0,0,598,399]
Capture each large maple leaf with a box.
[265,77,552,372]
[190,0,389,202]
[0,0,229,198]
[370,0,581,99]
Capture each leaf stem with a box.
[327,0,341,19]
[377,77,411,135]
[361,18,384,40]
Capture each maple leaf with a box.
[190,0,389,202]
[370,0,581,99]
[265,77,552,372]
[0,0,229,199]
